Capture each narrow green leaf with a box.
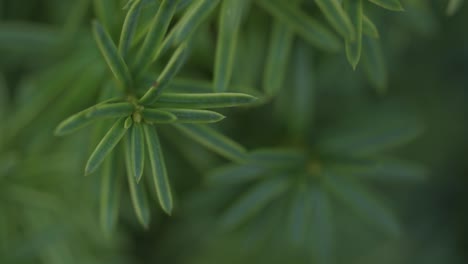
[345,158,428,182]
[241,198,286,250]
[232,15,269,88]
[289,41,316,142]
[139,43,190,104]
[249,149,306,169]
[122,0,159,10]
[173,123,247,162]
[160,108,225,123]
[54,102,133,136]
[141,108,177,123]
[130,123,145,182]
[447,0,464,15]
[207,163,267,186]
[122,0,136,10]
[263,21,294,97]
[124,0,155,9]
[143,124,173,215]
[345,0,363,69]
[131,1,161,44]
[318,111,423,156]
[257,0,340,52]
[324,157,381,175]
[85,118,129,175]
[158,0,221,56]
[93,0,118,32]
[99,152,121,235]
[315,0,355,40]
[287,183,310,246]
[404,0,438,36]
[92,21,132,90]
[134,0,179,73]
[362,36,387,94]
[309,185,334,264]
[324,173,401,236]
[119,0,143,59]
[170,78,261,96]
[169,78,213,93]
[214,0,247,92]
[125,116,133,128]
[368,0,404,11]
[363,15,379,38]
[219,177,288,230]
[155,92,257,109]
[62,0,91,43]
[176,0,192,12]
[124,137,151,228]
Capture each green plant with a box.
[1,0,467,263]
[54,0,257,229]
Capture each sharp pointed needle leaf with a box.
[155,92,258,109]
[324,173,401,236]
[125,137,151,228]
[214,0,247,92]
[141,108,177,123]
[362,36,388,94]
[173,123,247,162]
[341,158,428,182]
[143,125,173,215]
[100,153,121,235]
[315,0,355,40]
[220,177,288,230]
[367,0,404,11]
[85,117,129,175]
[55,102,134,136]
[287,183,310,246]
[92,21,133,91]
[119,0,143,59]
[256,0,341,52]
[363,15,379,38]
[207,163,267,186]
[160,109,225,123]
[159,0,221,56]
[140,43,190,104]
[249,149,306,169]
[134,0,179,72]
[345,0,363,69]
[130,123,145,182]
[310,186,334,264]
[318,111,423,156]
[263,22,294,97]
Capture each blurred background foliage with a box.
[0,0,468,263]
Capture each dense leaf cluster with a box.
[0,0,466,264]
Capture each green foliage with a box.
[447,0,464,15]
[53,1,257,222]
[368,0,404,11]
[344,0,363,69]
[214,0,248,92]
[1,0,467,263]
[315,0,355,40]
[257,0,341,52]
[202,106,427,261]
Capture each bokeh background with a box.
[1,0,467,263]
